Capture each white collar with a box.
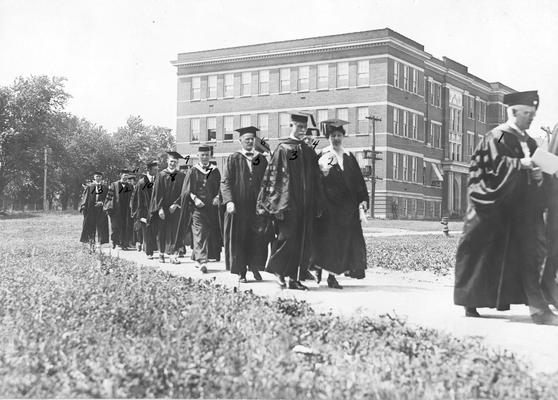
[322,144,349,155]
[507,120,526,136]
[194,163,213,175]
[240,148,259,157]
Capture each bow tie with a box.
[245,152,254,157]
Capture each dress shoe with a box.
[112,243,117,249]
[136,243,142,252]
[276,274,286,289]
[315,268,323,284]
[288,280,308,291]
[464,307,481,317]
[200,264,208,274]
[327,275,343,289]
[147,254,154,260]
[299,269,316,282]
[158,254,165,263]
[239,275,248,284]
[251,268,263,281]
[531,309,558,325]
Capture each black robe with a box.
[312,150,369,276]
[257,137,322,280]
[454,123,548,310]
[104,180,134,247]
[181,165,222,263]
[149,169,185,255]
[221,151,270,275]
[79,182,109,244]
[130,179,143,245]
[132,174,158,255]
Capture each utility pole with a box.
[43,147,48,211]
[366,115,382,218]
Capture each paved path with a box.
[102,229,558,375]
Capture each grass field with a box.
[0,213,556,399]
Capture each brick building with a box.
[171,28,514,219]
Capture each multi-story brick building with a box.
[171,28,514,220]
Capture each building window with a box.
[317,64,328,90]
[500,104,506,122]
[240,114,251,128]
[207,117,216,141]
[357,107,368,134]
[208,75,217,99]
[430,81,441,107]
[337,62,349,88]
[431,123,442,148]
[224,116,234,140]
[357,60,369,86]
[279,112,290,136]
[411,114,418,139]
[191,77,201,100]
[224,73,234,98]
[468,131,475,157]
[450,107,463,133]
[411,157,417,182]
[403,66,410,91]
[393,153,399,180]
[403,111,408,137]
[424,77,428,103]
[402,155,408,181]
[336,108,348,122]
[258,114,269,137]
[190,118,200,141]
[259,70,269,95]
[466,95,474,118]
[412,69,418,94]
[393,61,400,88]
[317,109,328,125]
[298,66,309,91]
[241,72,251,96]
[393,108,400,135]
[478,100,486,123]
[280,68,290,93]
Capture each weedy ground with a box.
[0,213,556,399]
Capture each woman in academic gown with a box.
[311,119,369,289]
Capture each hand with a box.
[169,204,179,214]
[140,217,147,223]
[158,208,165,220]
[212,196,220,206]
[194,198,205,208]
[531,167,543,183]
[520,157,533,170]
[226,202,236,214]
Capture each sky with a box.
[1,0,557,137]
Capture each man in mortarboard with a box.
[79,171,109,251]
[221,126,270,282]
[175,164,192,258]
[257,113,323,290]
[127,172,143,251]
[178,146,221,273]
[131,161,159,259]
[149,152,186,263]
[104,169,134,250]
[454,90,558,325]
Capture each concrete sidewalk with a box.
[102,243,558,375]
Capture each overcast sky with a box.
[1,0,557,137]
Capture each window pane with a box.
[358,107,368,133]
[317,64,328,90]
[317,109,328,124]
[259,70,269,94]
[279,113,290,136]
[298,66,309,91]
[190,118,200,141]
[258,114,269,136]
[191,77,201,100]
[207,117,216,141]
[393,61,400,87]
[241,72,251,96]
[393,108,399,135]
[337,62,349,88]
[208,75,217,98]
[224,116,234,140]
[336,108,348,121]
[224,74,234,97]
[357,60,369,86]
[241,114,251,128]
[280,68,290,92]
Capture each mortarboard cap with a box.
[290,113,309,124]
[321,119,349,138]
[198,145,212,152]
[147,161,158,168]
[166,151,184,159]
[93,171,103,176]
[503,91,539,109]
[235,126,260,137]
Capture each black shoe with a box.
[112,243,117,249]
[299,269,316,282]
[251,268,263,281]
[531,309,558,325]
[465,307,481,318]
[288,280,308,291]
[239,274,248,284]
[276,275,286,289]
[158,254,165,263]
[200,264,208,274]
[315,269,323,284]
[327,275,343,289]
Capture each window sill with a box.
[316,88,329,92]
[279,91,291,95]
[258,93,270,96]
[190,99,201,103]
[356,84,370,88]
[335,87,350,90]
[240,94,251,98]
[297,89,310,93]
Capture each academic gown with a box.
[257,137,322,280]
[221,151,270,275]
[79,182,109,244]
[454,123,548,311]
[181,165,222,263]
[130,179,144,245]
[149,169,185,255]
[312,149,368,276]
[133,174,158,255]
[104,180,134,247]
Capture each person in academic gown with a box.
[208,160,223,261]
[175,164,192,257]
[149,151,186,264]
[180,146,221,273]
[257,113,323,290]
[221,126,270,283]
[133,161,159,259]
[311,119,369,289]
[79,171,109,250]
[454,90,558,325]
[104,169,134,250]
[128,174,143,251]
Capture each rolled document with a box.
[532,148,558,175]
